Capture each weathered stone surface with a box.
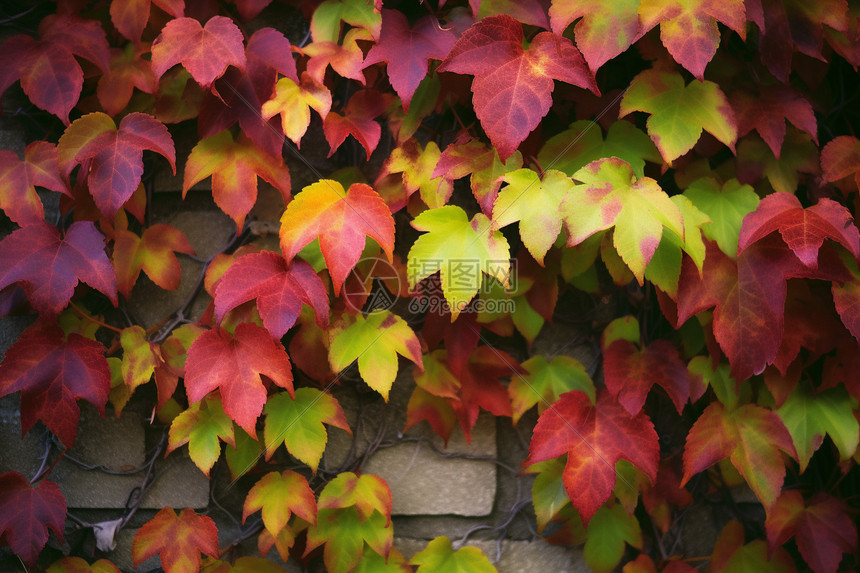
[394,537,588,572]
[0,395,46,478]
[530,321,596,371]
[140,449,210,509]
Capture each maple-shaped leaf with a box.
[710,519,798,573]
[97,43,158,117]
[738,192,859,267]
[0,15,109,124]
[732,85,817,159]
[362,10,455,111]
[328,310,422,400]
[638,0,746,79]
[0,141,67,227]
[776,381,859,472]
[303,27,371,85]
[167,396,234,476]
[431,137,523,215]
[676,238,805,381]
[310,0,382,43]
[405,385,459,443]
[682,177,759,257]
[263,388,350,471]
[380,139,453,210]
[318,471,392,520]
[408,205,511,318]
[549,0,643,72]
[561,157,684,284]
[494,169,574,265]
[111,0,184,43]
[0,472,66,566]
[306,507,392,573]
[261,73,331,147]
[524,389,660,523]
[736,130,820,194]
[354,548,411,573]
[224,427,261,481]
[821,135,860,190]
[199,27,298,157]
[584,504,643,573]
[682,402,796,508]
[509,355,595,424]
[185,323,293,437]
[324,89,392,159]
[214,251,329,339]
[58,112,175,219]
[183,131,291,229]
[46,556,122,573]
[537,120,661,180]
[437,15,598,160]
[119,325,159,398]
[279,179,394,295]
[525,458,573,533]
[604,339,690,416]
[766,490,857,573]
[620,69,737,164]
[132,507,219,573]
[0,221,117,316]
[113,224,194,298]
[410,536,497,572]
[243,470,317,536]
[151,16,246,89]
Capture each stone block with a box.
[140,449,210,509]
[0,395,47,478]
[393,537,588,572]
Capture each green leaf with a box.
[167,396,234,477]
[224,426,261,480]
[777,381,859,472]
[526,457,572,532]
[263,388,351,472]
[306,507,392,573]
[310,0,381,43]
[620,69,737,164]
[410,536,498,572]
[328,310,423,401]
[408,205,511,318]
[494,168,574,264]
[643,195,709,296]
[509,355,595,424]
[688,356,738,410]
[242,470,317,535]
[583,504,642,573]
[683,177,759,257]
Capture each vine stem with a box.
[68,300,123,333]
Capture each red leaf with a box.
[676,238,804,381]
[524,389,659,523]
[603,339,690,416]
[766,490,858,573]
[58,112,176,219]
[113,223,195,298]
[451,345,520,442]
[362,10,455,111]
[151,16,246,89]
[0,142,69,226]
[132,507,219,573]
[732,85,818,159]
[214,251,329,339]
[185,323,293,436]
[437,15,598,160]
[0,321,110,447]
[0,472,66,566]
[821,135,860,190]
[323,89,393,159]
[738,192,859,268]
[0,222,117,316]
[110,0,185,43]
[97,44,158,117]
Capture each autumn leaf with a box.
[151,16,246,89]
[509,355,595,424]
[119,325,159,395]
[167,396,235,477]
[524,389,660,523]
[737,130,820,194]
[303,28,370,85]
[110,0,184,43]
[58,112,175,219]
[362,10,455,110]
[410,536,498,572]
[213,251,329,339]
[682,402,796,508]
[263,388,351,471]
[310,0,381,43]
[261,73,331,147]
[0,15,110,124]
[185,323,294,437]
[405,386,458,444]
[318,471,392,520]
[46,556,122,573]
[306,507,392,573]
[0,472,66,566]
[766,490,857,573]
[132,507,219,573]
[561,157,684,284]
[620,69,737,164]
[732,84,817,159]
[183,131,291,229]
[323,89,393,159]
[354,548,411,573]
[821,135,860,189]
[97,43,158,117]
[682,177,759,257]
[710,519,798,572]
[243,470,317,535]
[380,139,453,210]
[549,0,643,72]
[494,168,574,265]
[225,427,262,481]
[604,338,691,416]
[584,504,643,573]
[638,0,746,79]
[113,224,194,298]
[279,179,395,295]
[437,15,599,160]
[738,192,859,268]
[408,205,511,317]
[0,141,67,226]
